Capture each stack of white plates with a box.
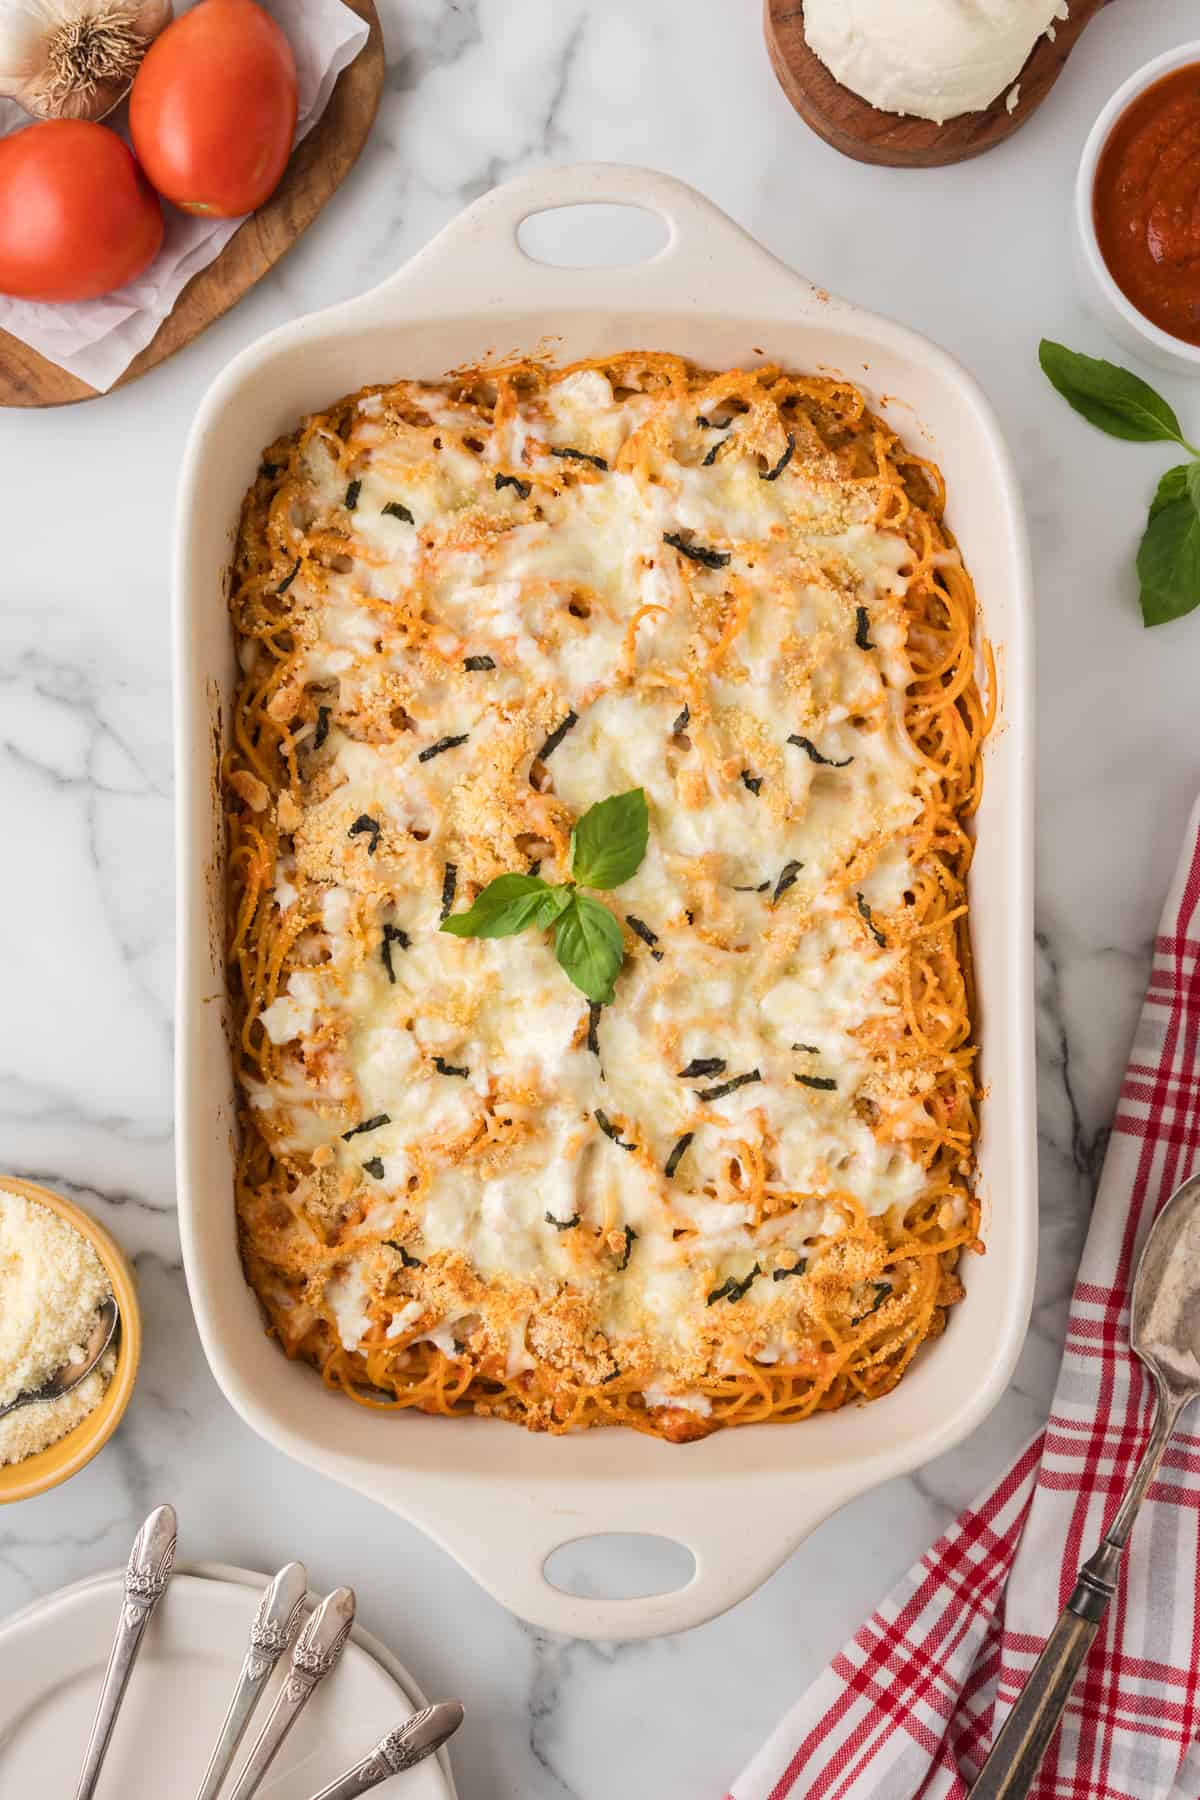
[0,1562,457,1798]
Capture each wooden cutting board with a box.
[764,0,1112,168]
[0,0,383,407]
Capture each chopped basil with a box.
[537,711,579,761]
[857,892,886,946]
[663,530,730,570]
[678,1057,726,1079]
[495,473,531,499]
[664,1132,694,1178]
[383,1242,423,1268]
[706,1263,761,1305]
[381,923,410,983]
[418,733,469,763]
[550,446,608,470]
[625,914,663,960]
[854,1281,893,1324]
[348,814,381,854]
[343,1113,390,1139]
[440,863,457,920]
[697,1069,761,1103]
[275,557,301,595]
[788,734,852,768]
[773,860,803,902]
[760,434,795,481]
[595,1109,635,1151]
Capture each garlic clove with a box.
[0,0,172,122]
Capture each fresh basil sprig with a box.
[440,788,648,1003]
[1038,340,1200,628]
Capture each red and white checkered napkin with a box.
[728,797,1200,1800]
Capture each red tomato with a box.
[0,121,163,303]
[130,0,298,218]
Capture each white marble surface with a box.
[2,3,1199,1795]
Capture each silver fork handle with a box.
[194,1562,308,1800]
[74,1505,177,1800]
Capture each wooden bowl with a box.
[0,1178,141,1504]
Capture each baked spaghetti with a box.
[225,352,990,1441]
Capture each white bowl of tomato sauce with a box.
[1075,44,1200,376]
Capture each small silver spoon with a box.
[0,1295,119,1420]
[299,1701,465,1800]
[972,1168,1200,1799]
[74,1503,178,1800]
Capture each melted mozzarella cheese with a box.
[242,362,960,1392]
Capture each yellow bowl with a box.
[0,1178,141,1504]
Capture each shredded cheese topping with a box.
[228,353,985,1440]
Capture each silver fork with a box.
[194,1562,308,1800]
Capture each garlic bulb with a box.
[0,0,172,121]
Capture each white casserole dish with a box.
[175,163,1036,1642]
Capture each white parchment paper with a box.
[0,0,369,392]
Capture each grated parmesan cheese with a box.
[0,1187,115,1467]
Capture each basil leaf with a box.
[1151,464,1192,520]
[569,788,649,890]
[553,895,625,1002]
[1039,340,1187,445]
[1137,498,1200,627]
[1188,462,1200,517]
[440,872,562,938]
[535,885,575,926]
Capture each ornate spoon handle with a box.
[300,1701,465,1800]
[73,1504,177,1800]
[225,1586,356,1800]
[193,1562,308,1800]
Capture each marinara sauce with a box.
[1094,63,1200,346]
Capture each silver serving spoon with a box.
[972,1168,1200,1799]
[0,1295,119,1420]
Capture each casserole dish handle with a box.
[419,1480,859,1639]
[356,161,842,321]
